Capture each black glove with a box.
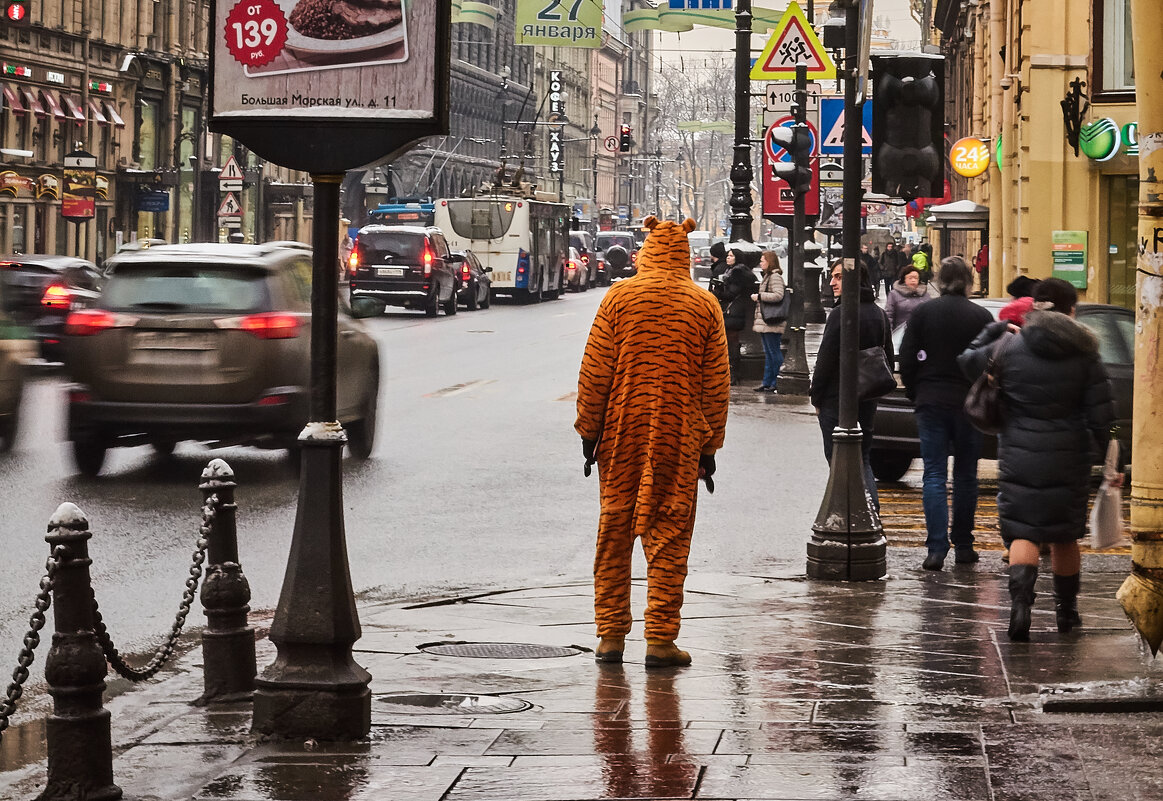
[699,453,716,493]
[582,439,596,477]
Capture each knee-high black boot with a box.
[1008,564,1038,641]
[1053,573,1082,633]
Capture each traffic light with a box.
[4,0,29,22]
[619,124,632,152]
[770,123,813,195]
[870,54,945,201]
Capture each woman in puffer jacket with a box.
[885,264,932,331]
[958,278,1117,641]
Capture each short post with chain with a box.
[197,459,256,704]
[40,503,121,801]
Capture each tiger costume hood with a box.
[633,216,699,279]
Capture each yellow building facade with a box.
[938,0,1138,307]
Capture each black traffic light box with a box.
[618,124,632,152]
[870,54,945,201]
[770,123,813,195]
[4,0,29,22]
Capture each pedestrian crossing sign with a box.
[749,1,835,81]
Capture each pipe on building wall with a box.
[987,0,1006,297]
[1118,0,1163,656]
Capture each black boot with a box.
[1053,573,1082,634]
[1007,564,1038,641]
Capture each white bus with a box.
[434,195,569,302]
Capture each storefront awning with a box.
[104,101,125,128]
[1,84,24,114]
[88,99,108,126]
[39,89,67,121]
[60,94,86,124]
[20,88,45,118]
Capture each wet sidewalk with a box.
[3,548,1163,801]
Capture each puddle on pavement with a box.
[0,715,47,772]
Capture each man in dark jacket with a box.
[878,242,905,297]
[810,259,893,512]
[898,257,995,570]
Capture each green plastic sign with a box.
[1051,230,1088,289]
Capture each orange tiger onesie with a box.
[575,217,730,666]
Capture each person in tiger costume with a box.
[575,216,730,668]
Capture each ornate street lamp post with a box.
[729,0,754,243]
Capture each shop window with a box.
[138,99,158,171]
[1095,0,1134,97]
[1106,175,1138,309]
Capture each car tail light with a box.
[515,249,530,288]
[461,264,471,282]
[423,244,434,277]
[347,250,360,270]
[631,250,638,264]
[42,284,71,309]
[258,393,291,406]
[238,313,300,340]
[65,309,119,336]
[581,253,590,265]
[69,388,93,404]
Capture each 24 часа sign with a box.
[210,0,449,171]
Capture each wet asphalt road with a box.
[0,286,829,680]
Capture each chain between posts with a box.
[0,544,69,740]
[92,495,216,682]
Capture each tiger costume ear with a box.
[681,218,697,233]
[643,215,659,231]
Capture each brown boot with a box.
[595,637,624,663]
[644,639,692,668]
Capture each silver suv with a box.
[64,243,381,477]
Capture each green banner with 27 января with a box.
[514,0,601,48]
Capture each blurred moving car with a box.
[869,299,1134,481]
[347,225,461,317]
[568,231,600,287]
[564,246,590,292]
[0,254,104,362]
[454,249,492,310]
[0,299,30,452]
[63,243,382,477]
[691,246,713,281]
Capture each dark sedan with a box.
[454,249,492,310]
[869,299,1134,482]
[0,254,104,362]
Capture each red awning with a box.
[20,88,45,118]
[88,99,108,126]
[60,94,86,124]
[104,102,125,128]
[1,84,25,114]
[39,89,67,121]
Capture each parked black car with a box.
[348,225,461,317]
[0,254,104,362]
[869,299,1134,481]
[454,249,492,310]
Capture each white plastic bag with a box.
[1089,439,1125,550]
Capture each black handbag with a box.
[760,291,791,325]
[964,333,1013,434]
[857,345,896,401]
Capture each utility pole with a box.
[1118,0,1163,655]
[806,0,886,581]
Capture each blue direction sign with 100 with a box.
[819,97,872,155]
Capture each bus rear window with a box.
[444,200,517,240]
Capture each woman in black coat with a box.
[715,247,759,384]
[958,278,1117,641]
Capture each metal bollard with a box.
[197,459,256,705]
[40,503,122,801]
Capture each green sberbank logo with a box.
[1079,117,1138,161]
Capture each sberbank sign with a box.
[1078,118,1139,161]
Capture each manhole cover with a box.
[377,693,533,715]
[420,642,583,659]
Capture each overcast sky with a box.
[653,0,921,67]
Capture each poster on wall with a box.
[1051,230,1088,289]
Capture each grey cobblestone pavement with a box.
[3,548,1163,800]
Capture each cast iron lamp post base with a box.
[806,428,887,581]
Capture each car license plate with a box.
[129,331,218,367]
[492,271,511,282]
[376,267,405,277]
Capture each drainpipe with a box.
[1117,0,1163,656]
[987,0,1005,296]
